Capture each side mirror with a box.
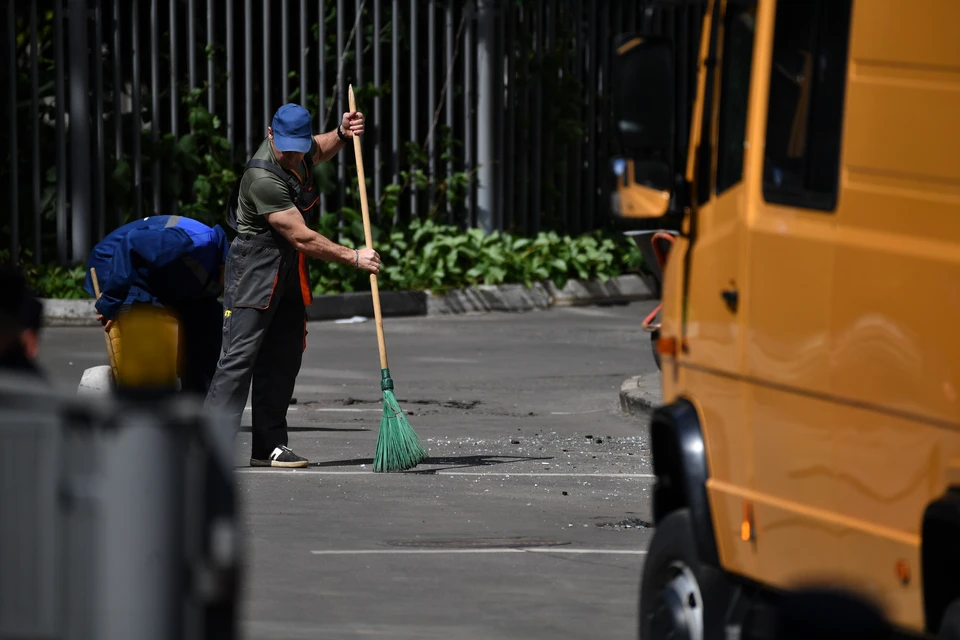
[610,34,676,218]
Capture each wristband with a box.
[355,249,359,268]
[337,125,347,142]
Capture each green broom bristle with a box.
[373,369,428,472]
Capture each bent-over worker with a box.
[204,103,380,468]
[84,215,230,394]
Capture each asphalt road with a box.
[37,300,660,639]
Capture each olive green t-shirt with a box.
[235,137,319,235]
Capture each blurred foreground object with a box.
[0,362,240,639]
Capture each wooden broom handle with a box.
[89,267,118,369]
[348,84,389,370]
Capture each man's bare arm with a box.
[312,129,346,164]
[265,207,380,272]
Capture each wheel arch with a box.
[649,397,720,567]
[922,488,960,634]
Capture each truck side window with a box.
[762,0,852,211]
[716,2,757,194]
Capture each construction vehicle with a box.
[611,0,960,638]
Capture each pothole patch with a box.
[594,518,653,531]
[385,537,570,549]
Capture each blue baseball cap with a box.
[271,103,313,153]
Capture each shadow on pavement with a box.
[314,454,554,472]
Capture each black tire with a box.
[940,600,960,640]
[651,329,662,371]
[639,508,733,640]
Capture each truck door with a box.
[741,0,851,588]
[678,0,758,577]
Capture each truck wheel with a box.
[639,509,731,640]
[940,600,960,639]
[651,329,662,371]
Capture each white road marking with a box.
[309,548,648,556]
[236,469,654,478]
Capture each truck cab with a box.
[612,1,960,638]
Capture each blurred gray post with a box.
[69,0,92,262]
[96,412,182,640]
[475,0,494,234]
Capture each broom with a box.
[348,84,428,473]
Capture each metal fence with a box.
[2,0,701,266]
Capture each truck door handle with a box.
[721,288,739,313]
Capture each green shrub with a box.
[308,215,645,295]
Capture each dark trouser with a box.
[204,233,306,460]
[172,297,224,396]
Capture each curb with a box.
[619,374,662,418]
[40,274,653,327]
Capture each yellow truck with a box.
[611,0,960,638]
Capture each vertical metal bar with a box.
[55,0,69,262]
[150,0,161,215]
[464,1,473,227]
[475,0,494,234]
[409,0,417,219]
[530,2,542,234]
[70,0,93,260]
[7,0,18,260]
[188,0,197,89]
[282,0,289,100]
[264,1,271,135]
[503,1,515,233]
[444,1,453,222]
[131,0,142,220]
[207,0,215,112]
[495,0,505,232]
[95,0,106,240]
[113,0,123,228]
[515,3,529,234]
[319,0,327,213]
[355,0,363,89]
[570,0,583,233]
[169,0,180,214]
[300,0,308,107]
[31,0,42,261]
[427,0,436,205]
[227,0,235,156]
[584,0,597,234]
[244,0,252,157]
[391,0,399,201]
[373,0,381,219]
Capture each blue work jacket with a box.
[83,215,231,320]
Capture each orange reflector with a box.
[741,500,753,542]
[896,560,910,585]
[657,336,677,357]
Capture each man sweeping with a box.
[84,215,230,394]
[204,104,380,469]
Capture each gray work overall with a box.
[204,230,310,458]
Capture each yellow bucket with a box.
[109,305,181,389]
